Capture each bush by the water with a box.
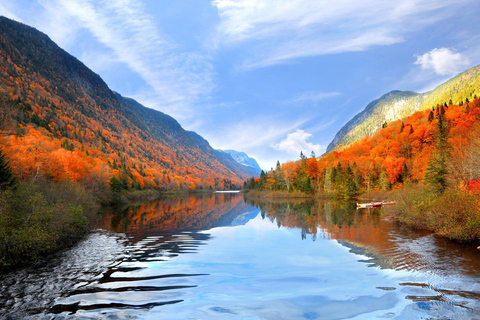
[389,185,480,242]
[0,179,100,269]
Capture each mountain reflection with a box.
[100,193,257,238]
[100,193,480,276]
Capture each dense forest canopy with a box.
[248,97,480,198]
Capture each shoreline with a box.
[243,187,480,244]
[0,187,241,272]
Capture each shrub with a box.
[388,185,480,242]
[0,180,99,269]
[388,184,437,229]
[430,190,480,241]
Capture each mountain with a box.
[0,16,255,190]
[327,64,480,151]
[252,97,480,195]
[221,150,262,176]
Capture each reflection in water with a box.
[100,192,257,238]
[2,193,480,319]
[248,198,480,319]
[248,197,480,276]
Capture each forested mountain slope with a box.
[0,16,254,190]
[327,65,480,151]
[249,98,480,197]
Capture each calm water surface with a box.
[2,192,480,319]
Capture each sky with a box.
[1,0,480,170]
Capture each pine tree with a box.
[400,163,409,183]
[302,176,314,194]
[344,163,358,198]
[424,111,451,193]
[274,161,285,190]
[259,170,266,189]
[428,111,434,122]
[0,148,16,190]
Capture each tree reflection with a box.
[100,193,256,238]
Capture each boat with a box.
[356,201,396,209]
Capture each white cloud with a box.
[272,129,324,156]
[414,47,470,76]
[207,117,307,151]
[36,0,214,119]
[212,0,470,70]
[290,91,340,106]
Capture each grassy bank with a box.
[386,185,480,242]
[0,180,100,271]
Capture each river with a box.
[1,192,480,319]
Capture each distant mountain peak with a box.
[221,150,261,175]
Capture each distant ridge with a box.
[221,150,262,176]
[327,64,480,151]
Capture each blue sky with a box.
[1,0,480,170]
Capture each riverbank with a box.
[386,185,480,242]
[0,182,222,271]
[244,186,480,243]
[0,180,100,271]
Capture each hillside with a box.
[248,97,480,196]
[0,16,255,191]
[327,65,480,151]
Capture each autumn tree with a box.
[323,168,333,193]
[379,169,390,191]
[450,123,480,187]
[283,162,299,191]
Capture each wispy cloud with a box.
[0,1,22,21]
[290,91,340,106]
[272,129,324,156]
[212,0,472,70]
[414,48,470,76]
[36,0,214,119]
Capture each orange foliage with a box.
[259,98,480,193]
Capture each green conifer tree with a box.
[0,148,16,190]
[424,111,451,193]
